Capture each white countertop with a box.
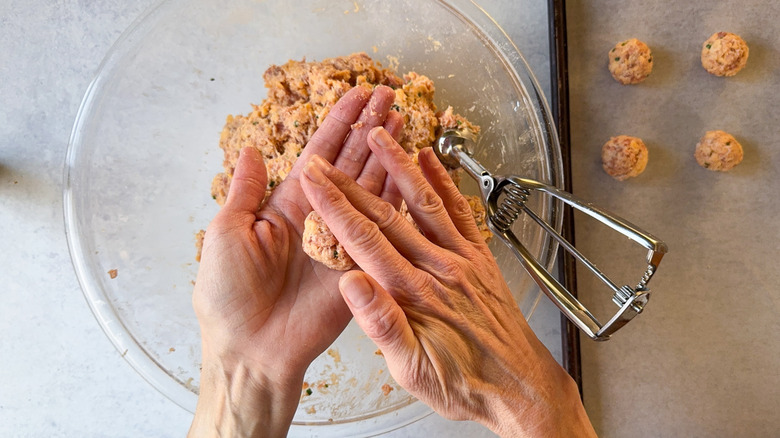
[0,1,561,436]
[9,1,778,436]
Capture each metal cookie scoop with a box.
[436,130,668,341]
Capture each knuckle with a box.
[365,300,402,344]
[231,173,265,196]
[438,258,463,278]
[428,256,466,288]
[401,272,446,308]
[450,194,474,220]
[410,186,443,214]
[372,200,401,230]
[344,216,382,249]
[321,190,345,209]
[305,180,349,213]
[357,167,386,194]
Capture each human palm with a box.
[192,85,402,382]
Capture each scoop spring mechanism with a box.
[435,130,668,341]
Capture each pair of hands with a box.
[189,86,594,437]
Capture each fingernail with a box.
[370,126,394,148]
[303,155,328,185]
[340,272,375,309]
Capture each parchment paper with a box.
[566,1,780,436]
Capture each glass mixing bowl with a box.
[64,0,562,435]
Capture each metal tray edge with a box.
[547,0,583,397]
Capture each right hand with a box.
[299,127,596,437]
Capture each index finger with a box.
[367,127,470,252]
[299,156,425,290]
[332,85,396,180]
[287,86,372,179]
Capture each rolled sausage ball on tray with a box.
[694,130,743,171]
[601,135,648,181]
[701,32,749,77]
[608,38,653,85]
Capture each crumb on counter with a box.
[108,269,118,279]
[194,229,206,262]
[327,348,342,363]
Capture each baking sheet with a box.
[565,0,780,435]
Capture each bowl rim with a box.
[63,0,563,435]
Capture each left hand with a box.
[188,85,402,437]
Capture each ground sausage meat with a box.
[302,211,355,271]
[701,32,749,77]
[203,53,491,268]
[466,195,491,241]
[608,38,653,85]
[601,135,649,181]
[694,130,743,171]
[211,53,403,200]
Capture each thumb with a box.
[224,147,268,213]
[339,271,416,360]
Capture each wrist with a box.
[484,366,596,438]
[188,353,304,438]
